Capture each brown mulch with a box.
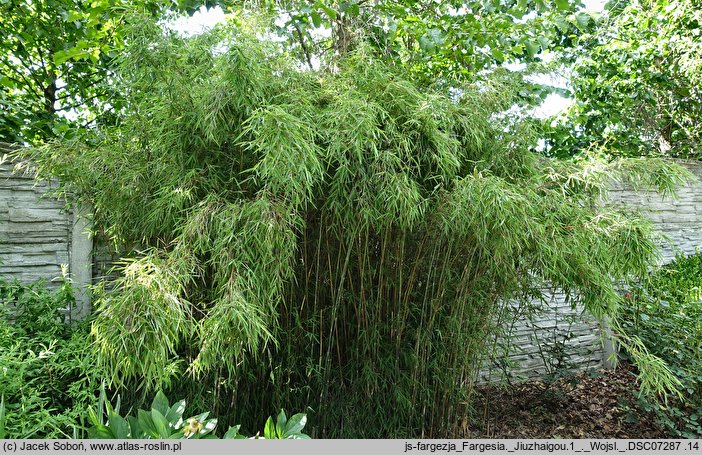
[463,363,667,438]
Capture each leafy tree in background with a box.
[249,0,596,84]
[546,0,702,158]
[0,0,125,143]
[0,0,599,145]
[0,0,212,144]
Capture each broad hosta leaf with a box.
[284,413,307,436]
[107,412,130,438]
[137,409,158,438]
[151,409,172,438]
[275,409,287,438]
[263,416,276,439]
[223,425,245,439]
[151,391,170,416]
[165,399,186,428]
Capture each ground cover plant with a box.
[87,390,310,439]
[16,10,695,438]
[0,272,103,438]
[619,252,702,438]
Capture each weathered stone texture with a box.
[608,160,702,263]
[0,159,71,288]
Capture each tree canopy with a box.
[0,0,216,144]
[546,0,702,158]
[252,0,595,83]
[0,0,601,145]
[0,0,131,143]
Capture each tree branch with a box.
[55,91,109,112]
[293,23,314,70]
[56,76,105,101]
[0,58,44,100]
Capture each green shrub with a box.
[619,252,702,438]
[88,390,309,439]
[23,14,691,437]
[0,274,106,438]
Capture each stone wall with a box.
[481,292,609,383]
[0,148,92,318]
[484,160,702,381]
[0,156,70,286]
[608,160,702,264]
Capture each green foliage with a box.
[262,410,310,439]
[0,274,106,438]
[21,15,693,436]
[0,0,202,144]
[88,390,217,438]
[88,390,310,439]
[0,397,6,439]
[618,252,702,438]
[546,0,702,158]
[252,0,593,84]
[0,0,123,143]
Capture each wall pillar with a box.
[69,204,93,320]
[600,317,617,369]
